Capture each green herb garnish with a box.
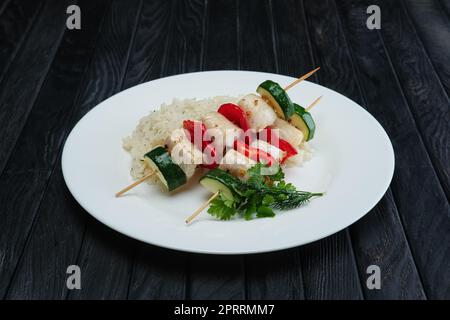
[207,163,323,220]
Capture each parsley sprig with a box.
[207,164,323,220]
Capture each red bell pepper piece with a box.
[201,143,219,169]
[259,127,298,164]
[183,120,219,168]
[218,103,250,132]
[183,120,208,149]
[233,140,275,166]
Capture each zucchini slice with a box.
[289,103,316,141]
[143,146,187,192]
[200,169,243,200]
[256,80,295,119]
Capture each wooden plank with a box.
[305,0,426,299]
[238,0,276,72]
[121,0,173,89]
[1,0,112,299]
[0,0,69,178]
[398,0,450,199]
[338,0,450,299]
[0,0,43,82]
[64,0,144,300]
[188,255,245,299]
[0,0,12,16]
[403,0,450,99]
[128,246,187,300]
[351,192,426,299]
[203,0,238,69]
[299,233,360,299]
[4,0,142,299]
[163,0,206,76]
[440,0,450,17]
[246,249,304,300]
[127,0,205,300]
[67,216,136,300]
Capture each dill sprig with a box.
[207,163,323,220]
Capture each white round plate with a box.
[62,71,394,254]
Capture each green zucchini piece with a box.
[257,80,295,119]
[143,146,187,191]
[289,103,316,141]
[200,169,243,200]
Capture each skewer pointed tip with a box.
[306,95,323,111]
[284,67,321,91]
[185,191,220,225]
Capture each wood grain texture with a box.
[128,246,187,300]
[203,0,238,70]
[338,0,450,299]
[4,165,88,299]
[350,192,426,299]
[67,217,136,300]
[404,0,450,97]
[238,0,276,72]
[0,0,12,16]
[122,0,173,89]
[246,249,304,300]
[1,0,112,299]
[65,0,144,300]
[4,0,142,299]
[0,0,69,176]
[0,0,42,82]
[163,0,206,76]
[299,233,360,300]
[440,0,450,17]
[304,0,425,299]
[187,255,245,299]
[398,0,450,199]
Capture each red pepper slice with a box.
[183,120,219,168]
[218,103,250,132]
[201,143,219,169]
[259,127,298,164]
[233,140,275,166]
[183,120,206,149]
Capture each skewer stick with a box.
[185,191,220,224]
[115,171,154,197]
[306,95,323,111]
[284,67,320,91]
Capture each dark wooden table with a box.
[0,0,449,300]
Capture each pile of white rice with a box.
[123,96,312,181]
[123,96,239,179]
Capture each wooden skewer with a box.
[115,171,154,197]
[284,67,320,91]
[306,95,323,111]
[185,191,220,224]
